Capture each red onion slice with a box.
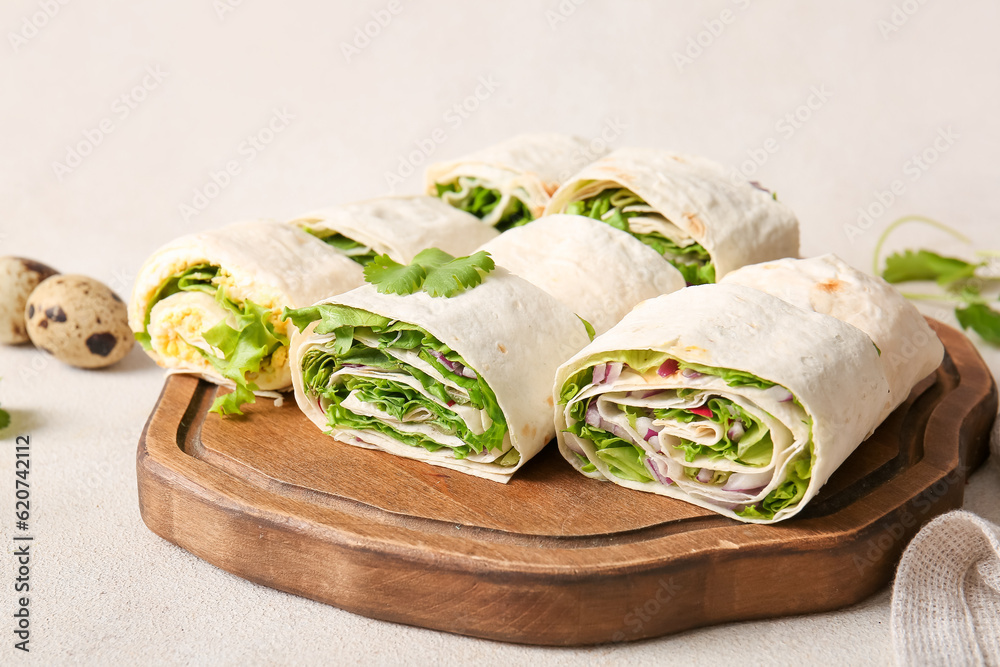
[727,422,745,441]
[696,468,714,483]
[657,359,679,377]
[644,457,673,485]
[592,363,608,385]
[605,361,624,385]
[681,368,703,379]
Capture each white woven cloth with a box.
[891,415,1000,665]
[892,504,1000,665]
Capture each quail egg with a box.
[25,275,134,368]
[0,257,59,344]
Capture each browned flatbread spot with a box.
[683,212,705,237]
[497,343,507,354]
[817,279,844,293]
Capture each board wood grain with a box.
[136,319,996,645]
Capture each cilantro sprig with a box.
[363,248,496,298]
[875,215,1000,346]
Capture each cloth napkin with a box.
[891,416,1000,666]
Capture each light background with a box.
[1,1,999,664]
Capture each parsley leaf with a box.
[875,215,1000,348]
[363,248,496,298]
[422,251,495,298]
[363,254,428,296]
[410,247,454,269]
[882,249,980,286]
[0,408,9,431]
[955,303,1000,346]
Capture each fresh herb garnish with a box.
[875,215,1000,346]
[0,378,9,431]
[363,248,496,298]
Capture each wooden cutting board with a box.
[136,319,996,646]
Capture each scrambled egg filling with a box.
[145,266,289,387]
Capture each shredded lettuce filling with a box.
[135,264,288,416]
[564,188,716,285]
[435,182,533,232]
[306,232,378,266]
[560,351,813,520]
[284,304,518,465]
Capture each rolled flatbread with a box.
[426,133,603,231]
[288,269,592,482]
[554,284,891,523]
[129,221,364,411]
[722,254,943,419]
[288,195,498,265]
[477,214,685,334]
[544,148,800,284]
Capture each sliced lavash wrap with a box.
[287,195,499,266]
[477,214,686,335]
[722,254,943,420]
[289,269,592,482]
[554,284,890,523]
[544,148,800,285]
[426,133,603,231]
[129,221,364,413]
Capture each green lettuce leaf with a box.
[312,233,378,266]
[565,187,716,285]
[567,420,652,483]
[296,305,511,461]
[558,351,779,406]
[203,290,287,416]
[435,182,534,231]
[737,444,813,520]
[657,397,773,466]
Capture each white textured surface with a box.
[1,0,999,664]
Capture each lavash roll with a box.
[288,195,499,264]
[477,214,686,335]
[722,254,944,420]
[129,220,363,392]
[544,147,800,281]
[554,284,891,523]
[426,133,603,230]
[290,269,592,482]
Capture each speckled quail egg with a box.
[0,257,59,345]
[25,275,134,368]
